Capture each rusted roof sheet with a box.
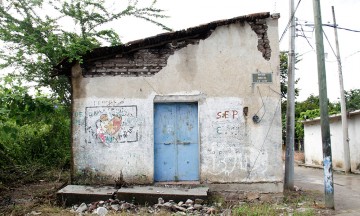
[55,12,271,75]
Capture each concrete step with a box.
[57,185,209,206]
[57,185,117,206]
[117,185,208,205]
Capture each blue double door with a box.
[154,103,199,181]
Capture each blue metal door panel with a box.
[176,103,199,180]
[154,104,176,181]
[177,143,199,180]
[154,103,199,181]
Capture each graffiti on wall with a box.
[205,108,254,176]
[85,106,138,145]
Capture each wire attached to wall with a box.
[252,86,267,124]
[246,97,282,180]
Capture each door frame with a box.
[153,95,203,182]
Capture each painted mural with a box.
[85,106,138,145]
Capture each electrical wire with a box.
[304,23,360,33]
[254,86,266,123]
[246,97,282,180]
[323,30,337,58]
[279,0,302,42]
[323,24,360,33]
[299,24,314,50]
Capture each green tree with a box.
[0,76,71,187]
[280,52,301,145]
[0,0,171,104]
[345,89,360,111]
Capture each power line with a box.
[323,30,337,58]
[279,0,302,42]
[305,23,360,33]
[299,24,314,50]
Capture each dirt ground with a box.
[0,160,337,216]
[0,182,334,216]
[282,150,305,163]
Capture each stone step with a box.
[57,185,208,206]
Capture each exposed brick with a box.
[248,20,271,60]
[128,69,149,72]
[255,19,266,25]
[84,42,190,77]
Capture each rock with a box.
[194,204,202,210]
[294,185,302,191]
[194,198,204,204]
[110,199,120,204]
[98,200,105,206]
[120,202,131,210]
[95,207,108,216]
[206,207,217,214]
[187,206,194,211]
[71,204,78,211]
[178,201,184,206]
[76,202,88,213]
[185,199,194,205]
[111,204,120,211]
[88,202,98,212]
[28,211,42,215]
[173,205,187,212]
[247,192,260,201]
[158,197,164,204]
[163,202,173,209]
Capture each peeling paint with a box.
[323,156,334,193]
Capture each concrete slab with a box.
[57,185,117,206]
[117,186,209,204]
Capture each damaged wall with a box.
[70,17,282,191]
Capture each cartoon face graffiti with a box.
[96,114,122,145]
[86,106,138,144]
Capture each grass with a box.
[231,190,326,216]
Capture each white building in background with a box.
[303,110,360,173]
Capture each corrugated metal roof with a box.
[54,12,273,76]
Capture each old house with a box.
[57,12,283,195]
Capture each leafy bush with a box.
[0,77,71,171]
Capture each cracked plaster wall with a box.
[71,18,282,190]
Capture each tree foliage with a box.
[280,52,300,99]
[0,0,171,104]
[345,89,360,111]
[0,0,171,186]
[0,77,71,168]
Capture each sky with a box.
[1,0,360,102]
[115,0,360,102]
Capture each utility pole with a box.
[313,0,335,209]
[284,0,296,191]
[332,6,351,173]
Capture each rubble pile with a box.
[70,197,218,215]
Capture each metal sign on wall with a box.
[252,73,272,83]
